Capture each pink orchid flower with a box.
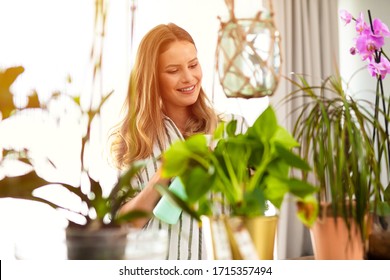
[339,9,352,25]
[373,18,390,36]
[368,56,390,79]
[356,32,379,61]
[355,12,369,34]
[343,10,390,80]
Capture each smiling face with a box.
[158,40,202,118]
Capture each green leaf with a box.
[161,140,192,178]
[185,134,209,155]
[264,176,289,209]
[162,135,211,179]
[88,176,107,220]
[213,122,225,140]
[296,195,318,227]
[274,144,311,171]
[115,209,150,224]
[272,126,300,149]
[0,169,85,214]
[109,159,147,215]
[248,106,278,143]
[181,166,213,203]
[89,176,103,200]
[266,159,289,178]
[384,185,390,203]
[238,187,267,217]
[26,91,42,109]
[0,66,25,119]
[0,170,50,199]
[110,159,147,199]
[226,119,237,137]
[288,178,318,199]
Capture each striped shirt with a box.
[135,113,247,260]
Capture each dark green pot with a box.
[65,225,128,260]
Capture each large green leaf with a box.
[266,159,289,178]
[237,187,266,217]
[274,144,311,171]
[225,119,237,137]
[213,121,225,140]
[288,178,318,199]
[0,170,51,199]
[248,106,278,142]
[161,140,192,178]
[181,166,213,203]
[264,176,289,209]
[0,169,85,215]
[185,134,209,155]
[88,176,107,219]
[109,159,147,215]
[272,126,300,149]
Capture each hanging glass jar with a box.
[216,0,281,98]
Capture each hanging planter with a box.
[215,0,282,98]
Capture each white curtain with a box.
[270,0,340,259]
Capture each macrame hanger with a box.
[224,0,275,21]
[224,0,236,21]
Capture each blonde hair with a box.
[110,23,218,168]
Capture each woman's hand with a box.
[119,168,171,228]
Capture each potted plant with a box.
[283,69,390,259]
[338,8,390,259]
[0,66,149,259]
[1,1,157,260]
[280,9,390,260]
[157,105,318,260]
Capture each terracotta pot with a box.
[310,216,365,259]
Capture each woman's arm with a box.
[119,168,170,228]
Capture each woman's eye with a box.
[189,63,198,69]
[167,69,178,74]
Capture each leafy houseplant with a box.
[1,1,152,260]
[160,106,318,222]
[0,66,148,259]
[158,105,318,259]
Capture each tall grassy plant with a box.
[284,72,388,240]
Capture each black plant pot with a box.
[367,215,390,260]
[65,225,128,260]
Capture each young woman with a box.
[110,23,246,260]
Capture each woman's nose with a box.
[181,69,193,83]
